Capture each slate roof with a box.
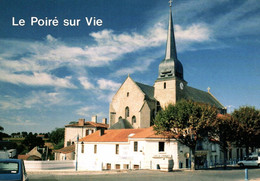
[109,119,133,130]
[55,144,75,154]
[135,82,155,100]
[133,80,224,109]
[184,86,224,109]
[65,121,109,128]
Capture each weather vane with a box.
[169,0,172,7]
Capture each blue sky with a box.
[0,0,259,134]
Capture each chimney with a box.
[92,115,97,123]
[78,118,85,126]
[99,128,105,136]
[102,118,107,124]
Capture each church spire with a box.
[156,1,184,80]
[165,0,178,60]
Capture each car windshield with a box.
[0,162,19,174]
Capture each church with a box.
[109,2,226,129]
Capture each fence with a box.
[24,160,76,171]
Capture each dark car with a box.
[0,159,28,181]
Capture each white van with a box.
[238,155,260,167]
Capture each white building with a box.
[64,116,108,147]
[77,127,221,171]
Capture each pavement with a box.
[27,169,128,175]
[27,169,260,181]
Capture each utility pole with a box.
[75,134,79,171]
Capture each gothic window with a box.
[132,116,136,124]
[125,107,129,118]
[164,82,166,89]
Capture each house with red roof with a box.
[54,144,75,160]
[64,116,109,147]
[77,127,221,171]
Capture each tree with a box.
[21,132,28,137]
[69,121,78,125]
[0,126,8,140]
[154,100,218,170]
[209,114,237,169]
[232,106,260,156]
[49,128,65,149]
[22,133,45,151]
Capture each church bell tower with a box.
[154,1,187,108]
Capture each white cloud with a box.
[175,24,211,42]
[0,70,75,88]
[97,92,115,103]
[0,11,214,89]
[211,0,260,38]
[78,77,95,89]
[97,79,120,91]
[113,55,161,77]
[0,90,80,110]
[76,106,96,116]
[2,117,38,126]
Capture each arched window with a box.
[132,116,136,124]
[125,107,129,118]
[118,116,122,121]
[164,82,166,89]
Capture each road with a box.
[28,168,260,181]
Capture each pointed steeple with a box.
[157,1,184,80]
[165,1,178,61]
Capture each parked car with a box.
[0,159,28,181]
[238,155,260,168]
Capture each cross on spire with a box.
[169,0,172,7]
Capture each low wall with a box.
[24,160,76,171]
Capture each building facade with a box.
[77,127,222,171]
[64,116,108,147]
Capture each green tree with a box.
[69,121,78,125]
[209,114,237,169]
[154,100,218,170]
[232,106,260,156]
[49,128,65,149]
[22,133,45,151]
[21,132,28,137]
[0,126,5,140]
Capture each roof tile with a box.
[80,127,165,142]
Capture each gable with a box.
[111,76,145,102]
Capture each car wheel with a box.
[258,164,260,168]
[239,163,244,168]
